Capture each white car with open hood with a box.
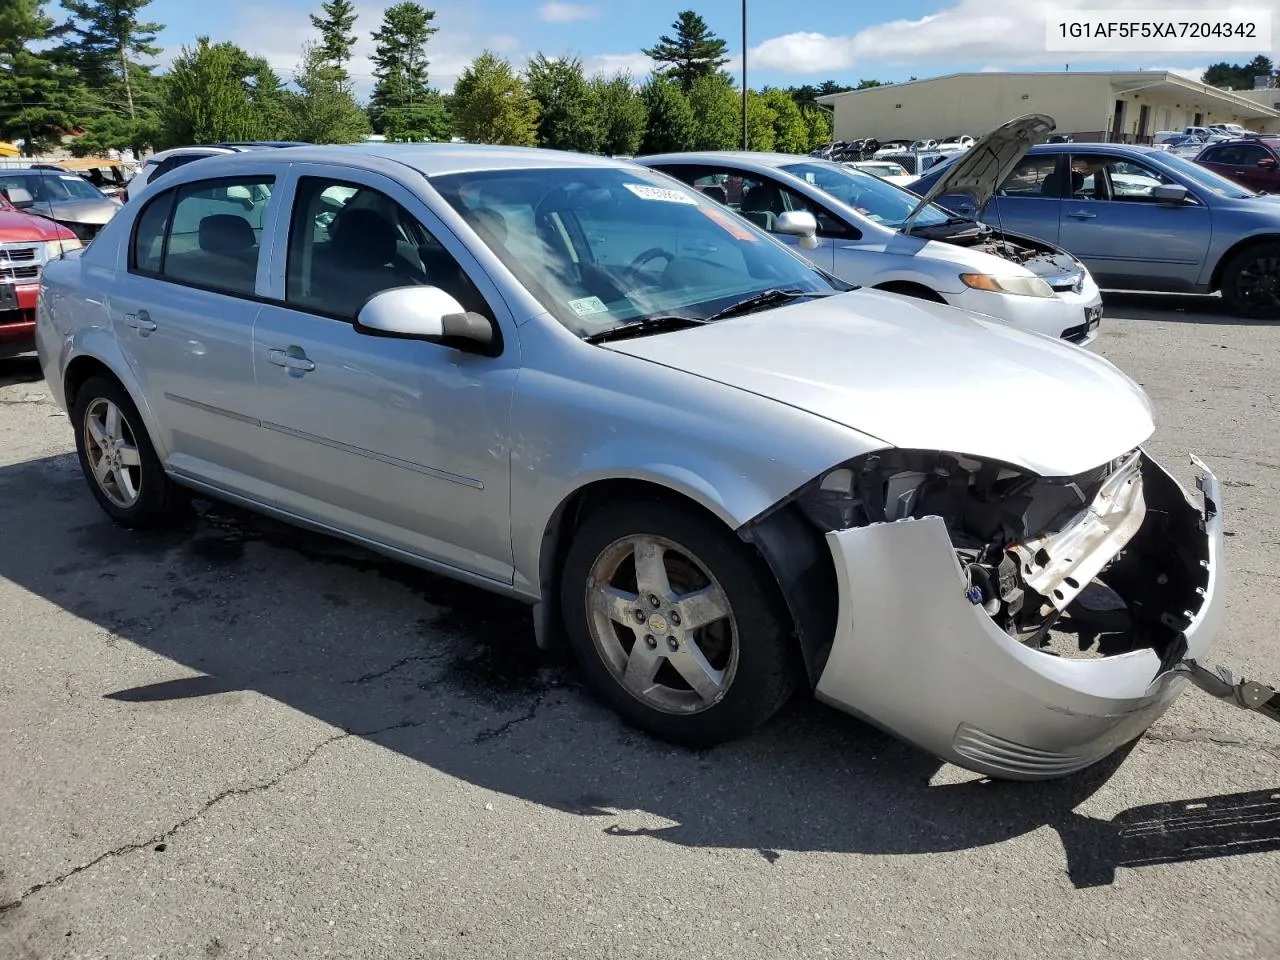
[637,115,1104,345]
[35,143,1235,780]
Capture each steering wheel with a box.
[629,247,675,272]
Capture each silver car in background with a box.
[637,122,1105,345]
[0,166,122,242]
[36,144,1223,779]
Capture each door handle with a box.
[1066,210,1098,219]
[267,348,315,372]
[124,311,157,333]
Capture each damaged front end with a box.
[746,447,1226,779]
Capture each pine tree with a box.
[0,0,83,154]
[286,42,371,144]
[451,52,539,146]
[57,0,161,121]
[642,11,729,92]
[160,38,270,146]
[310,0,358,76]
[368,2,443,138]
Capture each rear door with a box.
[1057,152,1211,290]
[250,165,518,581]
[108,171,279,496]
[980,153,1065,244]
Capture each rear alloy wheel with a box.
[561,500,796,747]
[1222,242,1280,318]
[72,375,184,527]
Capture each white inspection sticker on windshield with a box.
[623,183,697,205]
[568,296,610,317]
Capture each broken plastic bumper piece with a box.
[814,452,1225,780]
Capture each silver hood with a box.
[902,114,1055,233]
[604,290,1153,477]
[44,197,121,225]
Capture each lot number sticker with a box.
[568,296,611,317]
[623,183,698,205]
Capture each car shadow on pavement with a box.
[0,356,42,388]
[2,451,1277,890]
[1101,291,1277,325]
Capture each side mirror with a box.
[1258,157,1277,169]
[1152,184,1190,204]
[355,286,497,353]
[775,210,820,249]
[2,186,35,208]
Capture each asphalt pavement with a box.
[2,292,1279,959]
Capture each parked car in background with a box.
[909,138,939,151]
[638,133,1104,344]
[122,142,312,201]
[1193,137,1280,193]
[873,150,950,177]
[35,143,1224,780]
[33,158,134,198]
[938,135,974,151]
[847,160,916,186]
[1209,123,1255,137]
[0,192,79,358]
[911,137,1280,316]
[0,167,121,242]
[872,141,910,157]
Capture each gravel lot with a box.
[2,293,1279,960]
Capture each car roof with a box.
[636,151,816,169]
[1027,142,1163,155]
[152,142,634,178]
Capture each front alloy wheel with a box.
[83,397,143,508]
[561,500,796,747]
[586,534,739,715]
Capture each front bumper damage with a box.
[814,452,1226,780]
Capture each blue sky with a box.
[137,0,1278,93]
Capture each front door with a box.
[982,153,1065,244]
[252,168,517,582]
[1057,153,1211,290]
[107,173,278,497]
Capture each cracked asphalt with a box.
[2,292,1279,959]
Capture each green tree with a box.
[451,52,539,145]
[761,87,807,153]
[159,37,271,146]
[286,42,370,144]
[741,89,775,152]
[591,72,646,155]
[687,72,737,150]
[1204,55,1274,89]
[526,53,600,152]
[382,92,449,141]
[803,105,831,150]
[310,0,358,76]
[57,0,161,121]
[642,10,729,92]
[638,73,694,153]
[0,0,83,154]
[368,2,438,135]
[854,79,885,90]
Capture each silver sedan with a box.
[36,144,1224,779]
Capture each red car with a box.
[0,192,81,359]
[1193,137,1280,194]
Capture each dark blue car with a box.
[911,142,1280,316]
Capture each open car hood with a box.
[902,114,1055,233]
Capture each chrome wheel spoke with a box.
[115,465,140,502]
[104,401,122,441]
[86,414,107,449]
[672,585,730,631]
[621,643,663,695]
[668,641,724,704]
[93,454,113,484]
[593,585,640,628]
[117,443,141,467]
[632,537,672,599]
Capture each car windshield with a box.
[1158,152,1258,198]
[0,171,105,203]
[433,166,839,337]
[779,161,950,228]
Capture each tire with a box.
[71,375,184,527]
[1220,241,1280,318]
[560,498,797,748]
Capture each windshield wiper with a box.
[703,288,836,322]
[584,314,709,344]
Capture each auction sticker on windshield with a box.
[623,183,698,204]
[568,296,611,317]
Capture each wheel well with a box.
[873,280,947,303]
[1209,235,1280,292]
[534,479,750,651]
[63,355,119,409]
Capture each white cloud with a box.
[582,52,656,78]
[746,0,1276,75]
[538,2,598,23]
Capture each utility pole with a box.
[742,0,748,150]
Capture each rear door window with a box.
[999,156,1061,197]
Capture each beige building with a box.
[816,71,1280,143]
